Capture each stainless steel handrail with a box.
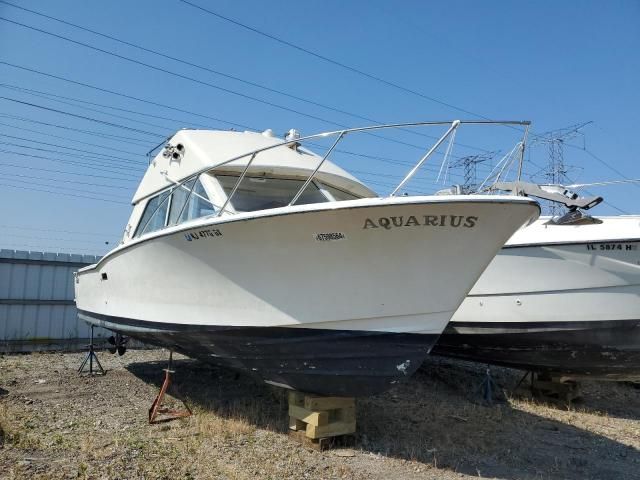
[172,175,199,225]
[217,152,257,217]
[390,120,460,196]
[288,131,345,206]
[155,119,531,218]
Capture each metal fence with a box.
[0,249,109,352]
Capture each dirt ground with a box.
[0,349,638,480]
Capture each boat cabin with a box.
[123,129,377,243]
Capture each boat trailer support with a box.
[78,325,105,376]
[148,351,192,424]
[476,365,498,405]
[514,371,581,404]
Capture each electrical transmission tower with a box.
[450,153,495,193]
[530,122,591,215]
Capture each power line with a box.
[0,95,166,138]
[2,232,115,244]
[0,149,140,178]
[1,182,130,204]
[178,0,494,121]
[566,143,640,190]
[2,176,130,199]
[1,223,118,237]
[0,66,511,178]
[0,161,137,182]
[3,232,115,245]
[0,242,107,254]
[0,133,147,165]
[0,17,496,155]
[0,119,144,156]
[0,105,529,189]
[0,16,355,128]
[0,62,255,132]
[0,61,523,175]
[2,171,132,190]
[0,66,535,183]
[0,92,465,180]
[0,140,147,170]
[0,84,186,133]
[0,83,215,132]
[0,112,156,146]
[0,2,394,124]
[0,0,493,152]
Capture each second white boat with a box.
[434,189,640,380]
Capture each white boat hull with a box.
[434,216,640,379]
[76,196,538,395]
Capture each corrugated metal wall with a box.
[0,249,109,352]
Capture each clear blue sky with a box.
[0,0,638,255]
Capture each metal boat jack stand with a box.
[148,351,192,424]
[287,391,356,451]
[514,371,581,405]
[78,326,105,376]
[476,365,499,405]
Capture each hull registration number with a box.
[586,243,638,251]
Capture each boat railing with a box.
[166,120,531,218]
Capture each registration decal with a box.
[184,228,223,241]
[586,243,637,251]
[315,232,346,242]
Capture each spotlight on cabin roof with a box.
[162,142,185,162]
[285,129,301,151]
[261,128,276,138]
[286,129,300,141]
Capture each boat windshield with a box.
[134,178,217,238]
[216,174,331,212]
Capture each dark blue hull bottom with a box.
[78,310,438,397]
[433,319,640,380]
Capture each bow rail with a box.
[159,119,531,219]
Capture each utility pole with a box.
[450,153,495,194]
[530,122,591,215]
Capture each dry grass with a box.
[0,350,638,479]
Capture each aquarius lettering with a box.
[363,215,478,230]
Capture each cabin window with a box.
[216,175,328,212]
[178,179,216,222]
[134,179,216,238]
[167,178,197,225]
[135,190,171,237]
[319,183,361,201]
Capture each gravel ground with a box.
[0,349,638,479]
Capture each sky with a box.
[0,0,638,255]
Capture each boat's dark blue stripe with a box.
[449,319,640,331]
[503,238,640,249]
[77,309,421,338]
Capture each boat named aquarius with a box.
[75,121,539,396]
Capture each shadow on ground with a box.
[127,356,640,480]
[425,355,640,421]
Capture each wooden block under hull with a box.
[288,391,356,444]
